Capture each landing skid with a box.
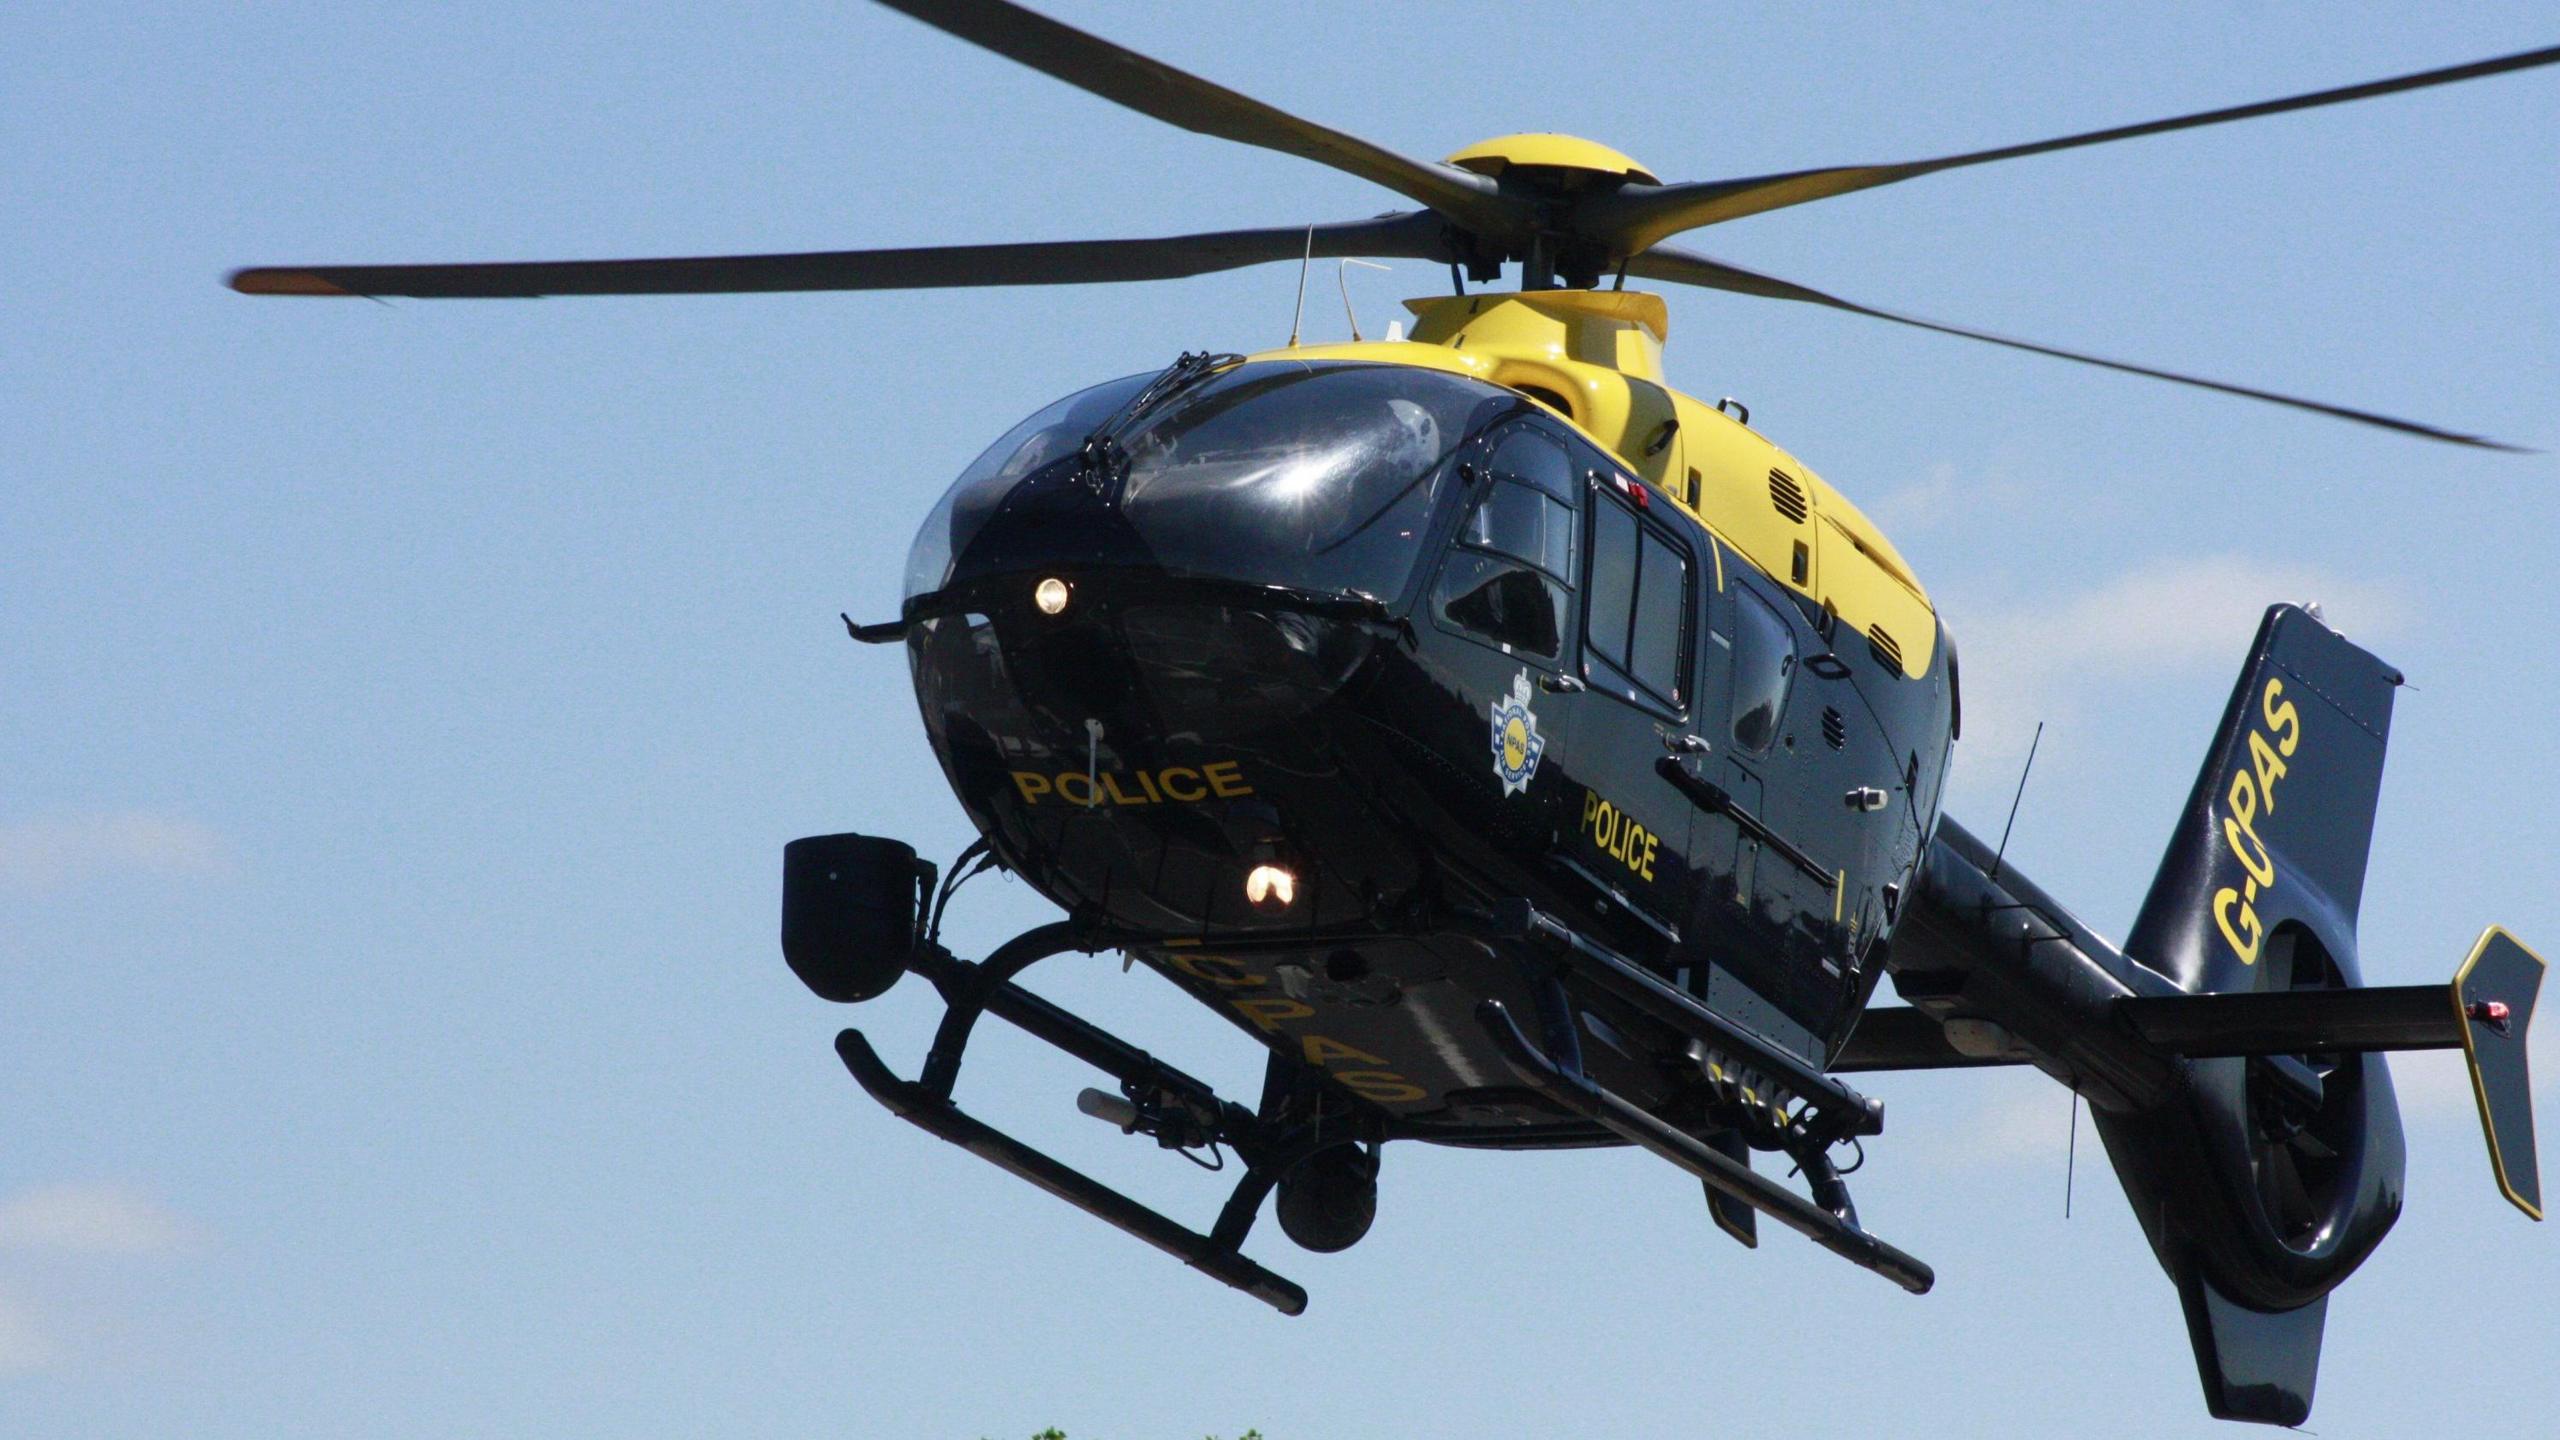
[834,921,1331,1315]
[1476,1000,1933,1294]
[798,832,1933,1310]
[1459,898,1933,1294]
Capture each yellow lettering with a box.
[2248,730,2288,813]
[1055,772,1098,807]
[1583,789,1663,881]
[1136,769,1164,804]
[2262,679,2301,757]
[1011,771,1053,805]
[1167,953,1262,987]
[1231,997,1314,1034]
[1100,770,1147,806]
[1302,1035,1389,1068]
[1203,760,1253,798]
[2226,769,2259,832]
[2214,887,2264,965]
[1158,767,1206,802]
[1335,1070,1428,1104]
[2224,814,2276,889]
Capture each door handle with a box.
[1539,673,1586,694]
[1654,758,1831,885]
[1664,733,1709,755]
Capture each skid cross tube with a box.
[1476,999,1935,1295]
[834,922,1311,1315]
[835,1032,1307,1314]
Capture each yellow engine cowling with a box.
[1259,289,1936,678]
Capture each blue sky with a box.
[4,3,2556,1436]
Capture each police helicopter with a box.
[230,2,2556,1425]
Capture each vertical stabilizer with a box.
[2177,1273,2326,1426]
[2126,603,2401,993]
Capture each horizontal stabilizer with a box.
[2116,984,2458,1055]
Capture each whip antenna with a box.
[2065,1083,2081,1219]
[1991,720,2045,883]
[1285,225,1314,347]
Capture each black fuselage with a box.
[901,359,1956,1141]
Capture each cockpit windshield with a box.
[905,361,1511,604]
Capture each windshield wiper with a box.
[1078,350,1243,487]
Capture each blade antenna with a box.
[1991,720,2045,883]
[1287,225,1315,347]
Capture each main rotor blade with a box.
[868,0,1518,235]
[1627,245,2528,451]
[229,212,1452,298]
[1586,42,2560,253]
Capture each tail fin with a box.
[2127,603,2402,995]
[2107,604,2408,1424]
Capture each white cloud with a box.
[0,1184,204,1257]
[0,1285,59,1375]
[1866,459,2038,535]
[0,811,233,893]
[1946,553,2403,773]
[1962,1087,2078,1166]
[1902,1068,2092,1173]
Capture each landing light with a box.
[1034,576,1071,615]
[1244,864,1297,912]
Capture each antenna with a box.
[1990,720,2045,883]
[1336,258,1387,341]
[1286,226,1314,347]
[2065,1082,2081,1219]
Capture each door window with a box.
[1632,529,1688,701]
[1584,488,1693,709]
[1731,587,1797,753]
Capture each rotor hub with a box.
[1443,133,1659,188]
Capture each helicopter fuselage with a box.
[899,301,1957,1140]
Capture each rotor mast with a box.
[1440,134,1661,290]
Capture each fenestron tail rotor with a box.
[229,0,2559,448]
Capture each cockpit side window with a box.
[1462,430,1576,583]
[1730,586,1797,753]
[1435,427,1576,660]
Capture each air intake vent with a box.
[1822,706,1847,751]
[1768,468,1809,523]
[1868,625,1904,675]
